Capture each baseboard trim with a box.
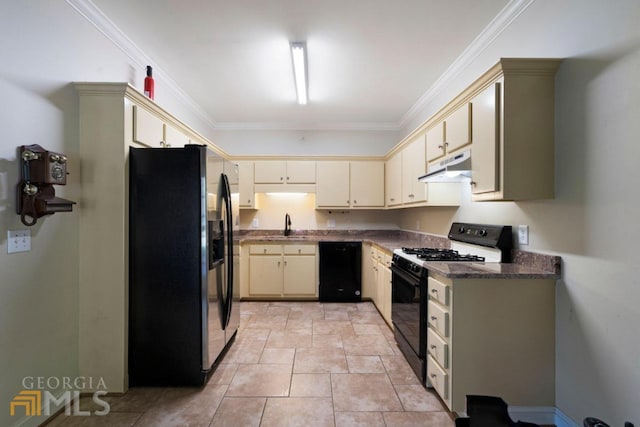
[508,406,579,427]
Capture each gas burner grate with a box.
[401,247,485,262]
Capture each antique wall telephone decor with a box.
[16,144,76,226]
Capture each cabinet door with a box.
[254,161,286,184]
[316,161,350,208]
[238,161,256,208]
[164,124,190,148]
[286,161,316,183]
[426,121,445,162]
[249,255,282,295]
[402,134,427,204]
[471,82,501,195]
[385,153,402,206]
[445,103,471,153]
[283,255,316,295]
[133,105,164,147]
[380,263,392,325]
[350,161,384,207]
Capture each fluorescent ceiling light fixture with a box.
[290,41,308,105]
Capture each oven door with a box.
[391,263,427,384]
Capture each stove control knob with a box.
[479,229,487,237]
[458,226,465,233]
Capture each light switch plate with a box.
[8,230,31,253]
[517,225,529,245]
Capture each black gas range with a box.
[390,223,512,386]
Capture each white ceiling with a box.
[90,0,509,130]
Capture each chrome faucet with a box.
[284,213,292,236]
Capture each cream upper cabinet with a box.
[350,161,385,207]
[254,160,316,184]
[237,161,257,209]
[470,59,560,201]
[425,121,445,163]
[470,82,500,195]
[316,161,350,208]
[425,104,470,162]
[132,105,164,147]
[316,161,384,208]
[444,103,471,153]
[385,153,402,207]
[402,133,427,204]
[164,124,190,148]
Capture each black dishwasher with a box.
[319,242,362,302]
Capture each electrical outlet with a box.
[8,230,31,253]
[416,220,420,230]
[327,219,336,228]
[251,218,259,228]
[518,225,529,245]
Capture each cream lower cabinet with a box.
[363,245,392,327]
[248,244,317,298]
[426,273,555,413]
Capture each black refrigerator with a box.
[128,145,239,386]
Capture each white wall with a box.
[0,2,220,426]
[213,128,398,156]
[398,1,640,425]
[2,0,639,426]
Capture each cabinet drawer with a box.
[427,355,449,400]
[428,276,450,306]
[427,327,449,369]
[428,300,449,338]
[249,245,282,255]
[283,244,316,255]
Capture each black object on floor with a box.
[319,241,362,302]
[454,395,540,427]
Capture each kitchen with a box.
[1,1,639,427]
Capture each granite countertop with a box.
[238,230,561,280]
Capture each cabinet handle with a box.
[470,181,477,187]
[277,261,281,267]
[430,344,437,349]
[284,261,287,266]
[390,198,395,202]
[409,194,414,198]
[263,249,267,254]
[437,145,443,149]
[287,176,290,180]
[280,177,284,181]
[431,289,437,293]
[430,316,437,321]
[346,200,350,204]
[353,200,357,204]
[430,374,437,379]
[444,142,449,147]
[248,199,251,203]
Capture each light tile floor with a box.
[48,301,454,427]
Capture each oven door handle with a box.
[391,264,423,286]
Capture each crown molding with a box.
[399,0,536,129]
[65,0,217,129]
[66,0,532,133]
[213,121,400,131]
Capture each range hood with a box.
[418,149,471,183]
